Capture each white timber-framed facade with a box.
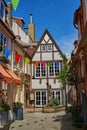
[30,29,66,107]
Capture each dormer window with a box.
[0,0,6,22]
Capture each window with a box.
[35,63,46,78]
[55,62,59,76]
[0,32,6,53]
[41,45,46,51]
[41,45,52,51]
[35,91,47,107]
[47,45,52,51]
[48,62,59,77]
[52,90,61,104]
[49,63,54,76]
[2,81,8,103]
[0,1,5,21]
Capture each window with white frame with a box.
[41,45,52,51]
[0,0,6,21]
[35,91,47,107]
[0,32,6,53]
[47,45,52,51]
[48,62,59,77]
[52,90,61,103]
[35,63,46,78]
[41,45,46,51]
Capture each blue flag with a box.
[55,62,59,68]
[5,48,11,59]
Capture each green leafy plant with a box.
[0,104,10,111]
[66,103,79,115]
[13,102,23,108]
[52,98,60,106]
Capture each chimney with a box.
[28,14,35,41]
[30,14,32,23]
[6,3,12,27]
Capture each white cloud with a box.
[57,32,78,54]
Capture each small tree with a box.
[66,62,78,102]
[58,59,78,108]
[58,60,68,108]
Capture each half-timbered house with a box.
[30,29,66,107]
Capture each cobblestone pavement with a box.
[9,111,83,130]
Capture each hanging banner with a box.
[34,61,38,68]
[55,62,59,68]
[60,61,64,64]
[42,62,46,68]
[47,62,51,67]
[5,48,11,59]
[25,58,30,66]
[16,53,21,64]
[11,0,20,11]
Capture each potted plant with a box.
[0,104,10,126]
[13,102,23,120]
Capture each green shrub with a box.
[66,103,79,115]
[52,98,60,106]
[13,102,23,108]
[0,104,10,111]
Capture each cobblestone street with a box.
[9,111,83,130]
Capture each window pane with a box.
[52,91,54,98]
[52,90,61,103]
[0,33,3,52]
[35,91,47,106]
[41,63,46,77]
[36,92,40,105]
[49,63,54,76]
[42,91,46,105]
[55,62,59,76]
[36,63,40,77]
[41,45,46,51]
[47,45,52,51]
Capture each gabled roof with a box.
[32,29,65,60]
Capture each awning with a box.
[5,68,22,85]
[0,65,12,84]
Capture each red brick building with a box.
[73,0,87,123]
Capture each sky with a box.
[5,0,80,54]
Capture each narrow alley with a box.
[9,111,83,130]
